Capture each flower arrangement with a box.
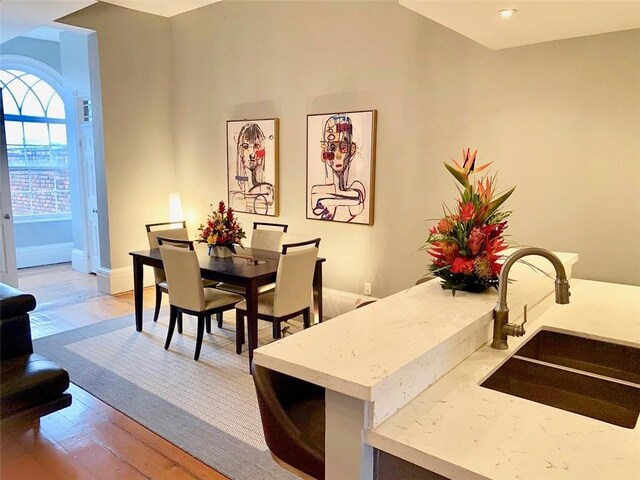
[422,149,515,294]
[197,201,246,254]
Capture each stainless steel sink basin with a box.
[481,329,640,429]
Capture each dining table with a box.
[129,246,325,365]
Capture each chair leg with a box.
[165,305,177,350]
[206,315,211,334]
[217,311,223,328]
[236,310,244,354]
[303,308,311,329]
[177,312,183,334]
[153,285,163,322]
[194,314,205,361]
[273,319,281,339]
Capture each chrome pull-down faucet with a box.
[491,247,571,350]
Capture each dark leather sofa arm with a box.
[0,283,36,360]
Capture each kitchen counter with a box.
[366,279,640,480]
[254,250,586,479]
[255,251,579,427]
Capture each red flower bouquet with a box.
[197,201,246,254]
[422,149,515,294]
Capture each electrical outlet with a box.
[364,282,372,295]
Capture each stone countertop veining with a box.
[366,279,640,480]
[254,251,578,426]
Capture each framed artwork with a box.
[306,110,377,225]
[227,118,279,216]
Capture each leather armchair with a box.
[1,283,72,423]
[252,363,325,479]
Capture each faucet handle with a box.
[503,304,527,338]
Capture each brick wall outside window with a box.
[9,168,71,216]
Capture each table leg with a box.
[246,281,259,368]
[313,261,323,324]
[133,257,144,332]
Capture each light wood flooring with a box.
[1,264,229,480]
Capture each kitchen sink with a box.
[481,329,640,428]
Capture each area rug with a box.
[34,309,300,480]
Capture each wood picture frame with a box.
[306,110,377,225]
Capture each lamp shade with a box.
[169,192,183,222]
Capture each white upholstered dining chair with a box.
[215,221,289,297]
[157,237,244,360]
[146,221,218,324]
[235,238,320,354]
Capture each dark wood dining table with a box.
[129,247,325,365]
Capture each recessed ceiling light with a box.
[498,9,517,18]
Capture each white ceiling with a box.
[0,0,95,44]
[400,1,640,50]
[1,1,639,50]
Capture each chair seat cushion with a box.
[215,282,275,295]
[1,353,70,418]
[203,289,244,310]
[236,292,276,316]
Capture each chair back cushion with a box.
[147,227,189,284]
[251,229,285,252]
[158,243,204,311]
[273,244,318,317]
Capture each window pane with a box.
[22,90,45,117]
[51,147,68,167]
[32,80,55,105]
[10,192,32,216]
[5,121,24,145]
[20,74,40,87]
[49,124,67,145]
[25,147,51,166]
[1,89,19,115]
[6,77,29,110]
[47,94,65,119]
[56,191,71,213]
[23,122,49,145]
[30,170,55,191]
[7,147,26,167]
[0,70,15,84]
[9,169,29,191]
[31,191,57,215]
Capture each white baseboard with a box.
[322,288,378,319]
[94,266,376,317]
[96,265,156,294]
[71,248,90,273]
[16,242,73,269]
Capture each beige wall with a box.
[64,1,640,296]
[60,2,174,270]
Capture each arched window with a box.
[1,69,70,218]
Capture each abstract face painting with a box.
[307,110,376,225]
[227,118,279,216]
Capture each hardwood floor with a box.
[1,264,229,480]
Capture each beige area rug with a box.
[34,309,302,480]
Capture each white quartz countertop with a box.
[366,279,640,480]
[254,251,578,425]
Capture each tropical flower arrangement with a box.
[422,149,515,294]
[197,201,246,254]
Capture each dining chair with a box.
[252,362,325,480]
[157,237,244,361]
[251,222,288,251]
[235,238,321,354]
[216,221,289,297]
[146,221,218,324]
